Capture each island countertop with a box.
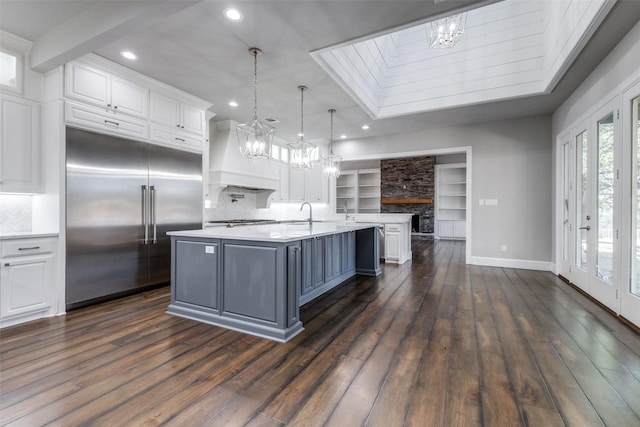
[167,221,380,242]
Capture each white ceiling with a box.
[314,0,614,119]
[0,0,639,144]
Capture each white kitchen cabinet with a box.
[435,163,467,240]
[65,101,149,141]
[384,222,409,264]
[0,237,56,328]
[0,93,41,193]
[150,91,205,136]
[284,164,326,203]
[65,61,149,119]
[150,124,202,153]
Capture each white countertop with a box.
[168,221,380,243]
[0,231,59,240]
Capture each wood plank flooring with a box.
[1,239,640,426]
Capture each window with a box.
[0,48,22,93]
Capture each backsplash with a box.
[0,195,32,233]
[205,187,332,222]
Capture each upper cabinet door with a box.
[65,62,110,107]
[0,94,41,193]
[150,91,180,128]
[150,91,204,137]
[181,103,205,136]
[111,76,149,118]
[65,61,149,119]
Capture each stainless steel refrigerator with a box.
[66,127,202,309]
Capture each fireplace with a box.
[410,208,434,235]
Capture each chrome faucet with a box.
[300,201,312,225]
[343,200,348,220]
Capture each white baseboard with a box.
[470,256,554,272]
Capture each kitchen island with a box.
[166,222,380,342]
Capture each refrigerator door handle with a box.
[150,185,157,244]
[142,185,149,244]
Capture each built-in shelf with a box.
[336,169,381,214]
[436,163,467,240]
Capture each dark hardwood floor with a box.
[1,239,640,426]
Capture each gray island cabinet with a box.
[167,222,380,342]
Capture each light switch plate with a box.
[205,246,215,254]
[485,199,498,206]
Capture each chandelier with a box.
[428,13,467,48]
[236,48,275,159]
[321,109,342,178]
[287,86,318,169]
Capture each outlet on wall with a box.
[501,244,507,252]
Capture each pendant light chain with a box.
[253,49,258,119]
[300,86,305,138]
[329,109,335,154]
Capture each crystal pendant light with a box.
[236,48,274,159]
[322,109,342,178]
[287,86,318,169]
[428,13,467,48]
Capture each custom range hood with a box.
[208,120,279,208]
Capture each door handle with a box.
[142,185,149,244]
[579,225,591,231]
[150,185,157,244]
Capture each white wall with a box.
[334,115,552,264]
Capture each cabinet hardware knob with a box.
[176,124,180,127]
[104,120,119,126]
[181,125,185,129]
[114,105,118,109]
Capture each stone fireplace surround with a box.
[380,156,434,234]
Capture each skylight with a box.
[311,0,615,119]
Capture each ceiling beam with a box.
[29,0,202,72]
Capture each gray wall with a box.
[553,20,640,135]
[334,115,553,262]
[551,20,640,266]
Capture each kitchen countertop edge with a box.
[168,222,380,243]
[0,232,60,240]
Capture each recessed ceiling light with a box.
[361,125,370,130]
[121,51,137,60]
[340,134,347,139]
[223,8,243,22]
[229,101,238,107]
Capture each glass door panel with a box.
[596,113,614,283]
[562,142,571,263]
[587,100,619,311]
[632,95,640,297]
[621,82,640,327]
[575,129,589,274]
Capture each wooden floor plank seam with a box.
[1,239,640,426]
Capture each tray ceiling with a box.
[312,0,615,119]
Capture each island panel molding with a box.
[167,223,381,342]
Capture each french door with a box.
[560,98,620,312]
[620,81,640,326]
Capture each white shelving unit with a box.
[435,163,466,240]
[336,169,380,214]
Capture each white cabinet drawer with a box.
[385,224,401,232]
[150,124,203,153]
[65,101,149,141]
[1,238,54,258]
